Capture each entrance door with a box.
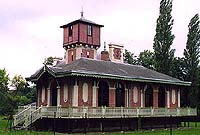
[115,82,125,107]
[158,86,166,107]
[98,81,109,107]
[51,83,57,106]
[145,85,153,107]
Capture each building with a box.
[13,14,197,133]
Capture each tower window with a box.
[87,52,90,58]
[71,51,74,61]
[87,25,92,36]
[69,25,73,36]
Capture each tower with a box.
[60,13,104,64]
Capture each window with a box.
[133,86,138,103]
[69,25,73,36]
[172,90,176,104]
[41,87,45,103]
[87,25,92,36]
[63,84,68,102]
[87,51,90,58]
[82,83,88,102]
[71,51,74,61]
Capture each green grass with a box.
[1,115,200,135]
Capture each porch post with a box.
[178,89,180,108]
[47,88,50,106]
[37,89,40,107]
[153,89,158,108]
[57,86,60,106]
[92,81,97,107]
[72,79,78,107]
[167,90,170,108]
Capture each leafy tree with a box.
[10,75,35,107]
[124,49,138,64]
[153,0,175,76]
[0,68,9,93]
[170,57,186,80]
[138,50,154,69]
[183,14,200,107]
[11,75,26,95]
[0,69,12,115]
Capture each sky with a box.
[0,0,200,78]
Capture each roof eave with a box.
[26,66,56,82]
[60,20,104,28]
[54,71,191,86]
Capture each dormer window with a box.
[69,25,73,36]
[87,25,92,36]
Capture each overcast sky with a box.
[0,0,200,78]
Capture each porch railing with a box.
[40,106,197,118]
[13,106,197,129]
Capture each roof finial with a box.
[104,42,106,51]
[81,6,84,19]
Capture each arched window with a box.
[133,86,138,103]
[82,83,88,102]
[63,83,68,102]
[172,89,176,104]
[42,87,45,103]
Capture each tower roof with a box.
[60,17,104,28]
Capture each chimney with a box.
[109,43,124,63]
[101,42,110,61]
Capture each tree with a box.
[124,49,138,64]
[138,50,154,69]
[11,75,26,95]
[0,69,10,115]
[183,14,200,107]
[0,68,9,93]
[170,57,186,80]
[10,75,32,107]
[153,0,175,76]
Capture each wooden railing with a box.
[13,106,40,128]
[24,107,42,128]
[13,106,197,129]
[40,106,197,118]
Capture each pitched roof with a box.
[28,58,191,86]
[60,18,104,28]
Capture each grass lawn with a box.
[1,115,200,135]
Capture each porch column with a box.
[72,80,78,107]
[153,89,158,108]
[167,90,170,108]
[37,89,40,107]
[109,87,115,107]
[141,89,144,108]
[57,86,60,106]
[92,81,97,107]
[178,89,180,107]
[47,88,50,106]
